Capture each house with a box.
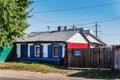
[15,26,107,63]
[15,29,89,63]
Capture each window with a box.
[52,45,59,57]
[35,45,40,57]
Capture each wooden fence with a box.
[68,48,113,68]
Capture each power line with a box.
[33,11,120,22]
[30,15,120,29]
[33,1,120,13]
[101,34,120,36]
[34,0,49,3]
[32,14,68,22]
[75,17,120,26]
[28,18,58,27]
[29,16,120,30]
[98,17,120,23]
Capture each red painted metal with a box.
[68,42,89,49]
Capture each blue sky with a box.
[26,0,120,45]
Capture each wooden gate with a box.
[68,48,112,68]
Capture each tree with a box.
[0,0,33,46]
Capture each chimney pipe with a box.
[64,26,68,31]
[58,26,62,31]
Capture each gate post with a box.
[65,43,68,69]
[111,46,115,70]
[112,45,120,71]
[98,48,101,70]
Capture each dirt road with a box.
[0,70,90,80]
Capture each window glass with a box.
[53,45,59,57]
[35,45,40,57]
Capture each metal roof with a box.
[84,34,107,45]
[15,30,106,46]
[16,30,79,42]
[85,34,100,44]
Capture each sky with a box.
[26,0,120,45]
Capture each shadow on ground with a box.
[68,69,120,79]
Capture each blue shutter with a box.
[59,45,62,58]
[30,44,34,58]
[40,45,43,58]
[48,45,52,58]
[21,44,28,58]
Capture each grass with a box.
[1,62,120,79]
[69,69,120,79]
[0,62,75,73]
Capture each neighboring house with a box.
[15,30,89,63]
[84,33,106,48]
[79,27,107,48]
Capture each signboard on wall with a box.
[74,50,81,56]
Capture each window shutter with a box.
[59,45,62,58]
[21,44,28,58]
[30,44,34,58]
[40,45,43,58]
[48,45,52,58]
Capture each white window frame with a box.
[28,44,33,57]
[52,45,59,57]
[34,45,40,57]
[16,44,21,58]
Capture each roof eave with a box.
[14,41,66,44]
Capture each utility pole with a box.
[95,22,98,38]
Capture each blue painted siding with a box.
[16,57,60,62]
[17,43,63,62]
[48,45,52,58]
[30,45,34,58]
[21,44,28,58]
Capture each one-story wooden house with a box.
[15,30,89,63]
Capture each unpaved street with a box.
[0,70,89,80]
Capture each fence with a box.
[68,48,113,68]
[0,45,16,62]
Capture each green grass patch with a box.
[69,69,120,79]
[1,62,119,79]
[0,62,75,73]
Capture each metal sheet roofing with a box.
[16,31,79,42]
[84,34,106,45]
[85,34,101,44]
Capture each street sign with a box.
[74,50,81,56]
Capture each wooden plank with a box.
[67,47,112,68]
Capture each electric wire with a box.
[33,1,120,13]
